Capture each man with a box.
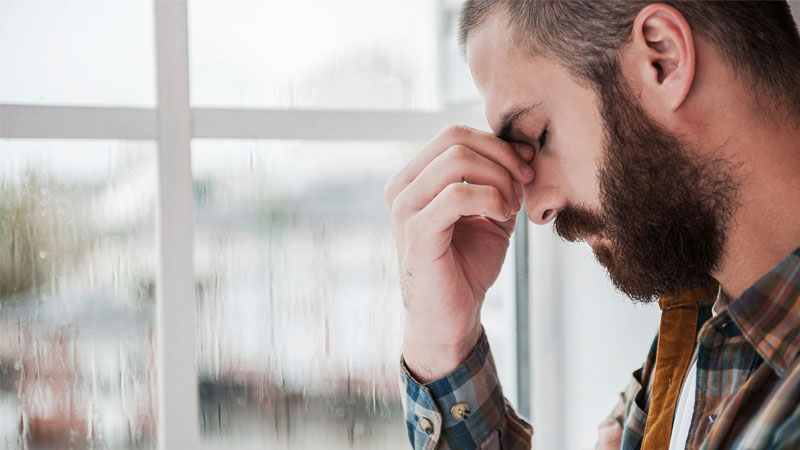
[384,1,800,449]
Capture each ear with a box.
[629,3,695,111]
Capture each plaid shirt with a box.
[400,247,800,449]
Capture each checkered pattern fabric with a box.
[400,327,532,449]
[401,247,800,449]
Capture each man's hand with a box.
[596,418,623,449]
[384,125,535,383]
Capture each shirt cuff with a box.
[399,327,507,450]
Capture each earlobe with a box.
[633,4,695,111]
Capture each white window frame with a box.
[0,0,532,447]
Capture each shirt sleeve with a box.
[399,327,533,450]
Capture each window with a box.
[188,0,442,110]
[0,0,156,106]
[193,141,414,447]
[0,140,157,448]
[0,0,716,446]
[0,1,526,449]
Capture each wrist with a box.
[402,322,483,383]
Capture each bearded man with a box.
[384,1,800,449]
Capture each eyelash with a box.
[536,127,548,151]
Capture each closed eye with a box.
[537,127,548,151]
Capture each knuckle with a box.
[496,165,512,184]
[444,181,468,201]
[445,144,472,163]
[383,176,396,208]
[390,189,410,218]
[383,173,399,210]
[492,187,504,204]
[499,140,516,158]
[442,124,471,140]
[483,185,503,204]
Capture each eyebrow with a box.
[496,102,542,142]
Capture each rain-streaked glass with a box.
[187,0,481,110]
[0,0,156,106]
[0,140,157,449]
[192,140,516,449]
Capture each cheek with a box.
[581,158,604,210]
[539,134,604,210]
[544,97,606,207]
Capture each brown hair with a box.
[459,1,800,118]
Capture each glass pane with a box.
[192,140,515,449]
[0,1,156,106]
[188,0,450,110]
[0,140,157,449]
[441,0,482,106]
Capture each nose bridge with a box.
[484,98,504,135]
[524,155,568,225]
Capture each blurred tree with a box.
[0,171,83,299]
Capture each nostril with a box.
[542,209,553,222]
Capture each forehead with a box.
[465,14,579,134]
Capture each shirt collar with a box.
[711,284,726,317]
[658,282,719,311]
[725,247,800,376]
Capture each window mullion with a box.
[0,104,156,139]
[154,1,199,449]
[515,212,531,419]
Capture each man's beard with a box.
[554,66,739,304]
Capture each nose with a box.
[524,185,567,225]
[522,160,568,225]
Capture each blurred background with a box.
[1,1,797,449]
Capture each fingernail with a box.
[514,143,534,161]
[520,161,534,178]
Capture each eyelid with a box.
[536,127,548,151]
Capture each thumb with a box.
[596,418,622,450]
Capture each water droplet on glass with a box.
[1,140,158,448]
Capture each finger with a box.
[491,203,521,236]
[391,145,518,220]
[513,182,524,202]
[385,125,534,207]
[596,418,622,450]
[422,127,535,184]
[405,183,510,257]
[515,141,535,162]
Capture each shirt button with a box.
[451,402,472,421]
[418,417,433,435]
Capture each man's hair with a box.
[459,1,800,118]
